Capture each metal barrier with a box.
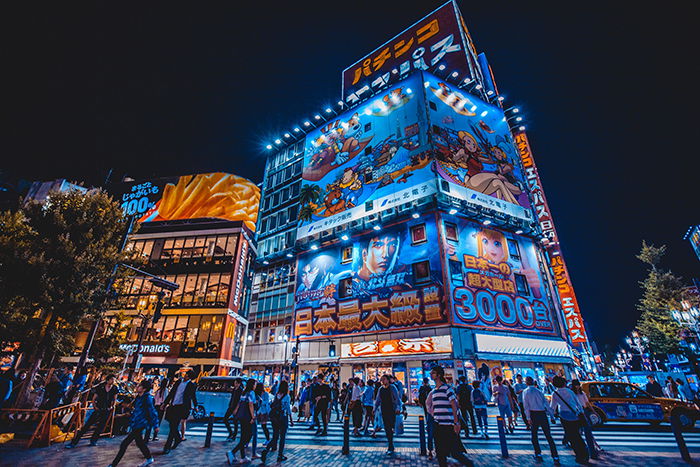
[342,414,349,455]
[418,415,427,456]
[496,416,509,458]
[77,404,116,439]
[0,402,81,448]
[670,413,691,462]
[204,412,214,448]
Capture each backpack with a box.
[234,393,253,423]
[270,395,283,420]
[472,388,486,406]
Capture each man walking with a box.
[349,377,363,436]
[313,378,331,436]
[66,374,118,448]
[429,366,473,467]
[522,376,559,464]
[492,376,514,433]
[456,376,477,437]
[645,375,663,397]
[513,374,528,427]
[224,378,242,441]
[163,370,198,454]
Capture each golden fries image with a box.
[148,172,260,230]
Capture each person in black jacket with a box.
[162,370,198,454]
[456,376,477,437]
[224,378,243,441]
[645,375,663,397]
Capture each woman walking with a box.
[227,379,257,465]
[261,380,292,464]
[571,379,599,460]
[256,382,271,443]
[146,378,169,442]
[107,379,157,467]
[373,374,400,456]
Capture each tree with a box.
[89,312,127,372]
[299,184,321,206]
[0,189,136,406]
[297,204,316,223]
[634,241,691,357]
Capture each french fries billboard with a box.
[116,172,260,231]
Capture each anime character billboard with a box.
[687,225,700,261]
[425,73,532,221]
[294,217,447,339]
[298,74,436,240]
[445,219,558,336]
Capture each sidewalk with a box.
[0,437,694,467]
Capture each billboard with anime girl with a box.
[444,218,559,336]
[424,72,532,221]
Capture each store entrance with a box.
[366,362,393,382]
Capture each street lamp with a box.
[625,331,656,371]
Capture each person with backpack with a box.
[471,380,489,439]
[226,379,257,465]
[523,376,559,464]
[224,378,243,441]
[373,374,401,456]
[261,380,292,464]
[106,379,157,467]
[456,376,477,437]
[550,376,588,464]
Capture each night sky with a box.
[6,2,699,349]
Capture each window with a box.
[141,240,154,259]
[268,327,276,343]
[287,205,298,222]
[514,273,530,295]
[365,200,373,211]
[413,260,431,283]
[444,222,458,241]
[507,239,520,259]
[269,215,277,229]
[254,329,261,343]
[225,235,237,256]
[364,122,372,132]
[218,274,231,304]
[172,316,188,341]
[273,191,280,206]
[293,160,303,175]
[429,101,437,111]
[161,316,176,341]
[341,245,353,264]
[339,277,353,298]
[282,188,289,200]
[290,182,300,197]
[448,259,463,283]
[410,224,427,244]
[182,275,197,305]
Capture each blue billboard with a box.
[298,73,436,239]
[424,73,532,221]
[444,217,558,336]
[294,215,448,339]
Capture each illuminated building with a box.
[70,173,259,377]
[685,225,700,262]
[245,0,593,392]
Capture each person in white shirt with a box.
[522,377,559,464]
[349,378,363,435]
[550,376,588,464]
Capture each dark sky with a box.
[6,2,699,349]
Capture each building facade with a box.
[244,0,592,396]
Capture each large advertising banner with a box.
[424,73,532,221]
[115,172,260,231]
[294,216,447,339]
[686,225,700,261]
[342,1,479,104]
[298,74,435,239]
[514,131,588,344]
[446,219,558,336]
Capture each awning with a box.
[474,333,573,364]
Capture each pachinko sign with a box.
[340,335,452,358]
[294,216,447,338]
[686,225,700,261]
[298,74,435,240]
[514,131,588,344]
[446,220,557,336]
[425,73,532,221]
[116,172,260,231]
[342,1,478,104]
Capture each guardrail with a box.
[0,402,81,448]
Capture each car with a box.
[581,381,699,430]
[195,376,249,418]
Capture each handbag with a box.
[394,413,404,435]
[553,390,586,424]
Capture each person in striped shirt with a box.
[429,366,474,467]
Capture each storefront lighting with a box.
[480,111,488,117]
[513,108,520,113]
[515,229,523,234]
[284,133,291,138]
[314,115,321,120]
[519,126,526,131]
[325,108,332,113]
[412,212,420,219]
[482,220,492,225]
[463,78,472,84]
[475,84,483,90]
[424,81,430,88]
[286,253,294,258]
[487,90,494,96]
[337,101,343,106]
[451,71,458,77]
[448,208,457,215]
[310,244,319,250]
[274,139,282,144]
[247,334,253,341]
[373,225,381,231]
[406,88,413,94]
[266,145,272,150]
[304,121,311,126]
[341,234,349,241]
[293,128,300,132]
[497,96,505,102]
[516,117,522,122]
[470,105,477,112]
[263,260,269,265]
[438,64,446,71]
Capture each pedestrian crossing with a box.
[184,417,700,453]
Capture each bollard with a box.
[342,414,350,455]
[419,415,427,456]
[204,412,214,448]
[252,420,258,455]
[496,416,509,459]
[670,413,691,462]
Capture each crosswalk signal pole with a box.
[418,415,427,456]
[496,416,509,458]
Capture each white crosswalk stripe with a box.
[184,419,700,452]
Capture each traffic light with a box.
[329,343,336,357]
[152,291,166,323]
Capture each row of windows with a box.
[115,272,231,308]
[258,229,296,257]
[259,204,298,234]
[266,142,304,173]
[250,324,291,344]
[104,314,225,354]
[262,181,300,214]
[253,263,296,290]
[126,234,238,262]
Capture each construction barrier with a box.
[0,402,81,448]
